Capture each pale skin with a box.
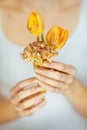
[0,0,87,124]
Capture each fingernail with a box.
[42,99,46,105]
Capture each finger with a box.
[35,68,73,84]
[41,61,76,75]
[11,86,46,104]
[19,99,46,116]
[35,73,69,90]
[10,77,37,96]
[15,93,46,111]
[36,79,64,93]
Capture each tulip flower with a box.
[27,12,45,42]
[46,25,68,50]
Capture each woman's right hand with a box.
[10,77,46,117]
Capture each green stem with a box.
[37,35,40,42]
[41,33,45,43]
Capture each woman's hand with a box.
[35,61,76,93]
[10,77,46,117]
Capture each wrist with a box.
[63,78,78,96]
[63,78,86,98]
[0,99,20,124]
[9,100,21,119]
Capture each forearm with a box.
[0,100,20,124]
[64,78,87,118]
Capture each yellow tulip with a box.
[27,12,44,36]
[46,25,68,50]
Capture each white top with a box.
[0,0,87,130]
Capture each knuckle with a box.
[71,77,74,83]
[10,85,17,95]
[29,110,34,116]
[64,84,69,89]
[61,83,69,90]
[30,77,36,83]
[19,112,24,117]
[16,92,22,100]
[62,64,67,71]
[67,76,73,84]
[31,77,36,80]
[72,67,76,75]
[10,98,15,104]
[69,65,76,75]
[17,81,23,89]
[19,103,24,110]
[17,79,27,88]
[21,102,27,109]
[23,100,30,108]
[59,82,68,90]
[68,64,73,69]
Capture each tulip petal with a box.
[46,25,59,45]
[46,25,68,50]
[27,12,44,35]
[55,30,69,50]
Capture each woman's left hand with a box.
[35,61,76,93]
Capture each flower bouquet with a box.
[21,12,68,67]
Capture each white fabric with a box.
[0,0,87,130]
